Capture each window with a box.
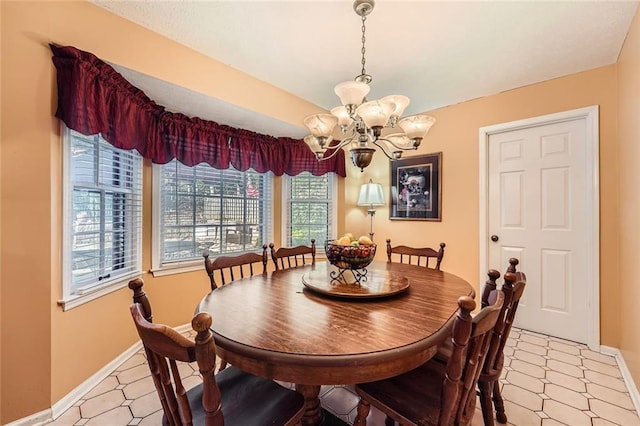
[153,160,272,271]
[62,127,143,307]
[284,172,336,250]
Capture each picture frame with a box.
[389,152,442,221]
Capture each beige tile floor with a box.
[46,328,639,426]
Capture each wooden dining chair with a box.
[269,239,316,271]
[201,248,268,372]
[386,239,446,270]
[477,260,527,426]
[434,259,527,425]
[203,244,268,291]
[506,257,527,285]
[128,278,305,426]
[354,290,504,426]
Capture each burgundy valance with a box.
[50,44,346,177]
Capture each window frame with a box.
[60,125,143,310]
[151,161,273,276]
[281,172,337,254]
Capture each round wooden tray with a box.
[301,263,410,299]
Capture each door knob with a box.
[490,235,499,242]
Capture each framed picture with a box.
[389,152,442,221]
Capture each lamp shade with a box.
[357,180,385,206]
[303,114,338,138]
[334,80,370,106]
[398,114,436,139]
[384,133,414,150]
[381,95,410,118]
[331,106,352,126]
[356,100,394,128]
[304,135,333,153]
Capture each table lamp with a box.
[357,179,385,241]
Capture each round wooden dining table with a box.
[196,260,473,426]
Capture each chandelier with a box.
[303,0,436,172]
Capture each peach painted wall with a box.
[0,1,636,424]
[617,7,640,386]
[0,1,321,423]
[0,1,4,420]
[344,67,621,350]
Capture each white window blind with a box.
[284,172,335,250]
[155,160,273,269]
[63,127,143,297]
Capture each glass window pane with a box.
[285,172,334,249]
[301,203,327,225]
[65,128,142,295]
[157,160,272,265]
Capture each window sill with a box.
[58,271,143,311]
[150,261,203,277]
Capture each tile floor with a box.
[46,328,639,426]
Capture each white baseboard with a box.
[601,345,640,418]
[4,409,52,426]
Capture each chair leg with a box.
[478,381,495,426]
[492,380,507,424]
[353,400,370,426]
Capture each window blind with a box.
[65,128,143,295]
[158,160,273,266]
[285,172,334,249]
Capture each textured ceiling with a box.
[93,0,638,138]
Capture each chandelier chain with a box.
[360,14,367,77]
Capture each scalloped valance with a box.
[50,44,345,177]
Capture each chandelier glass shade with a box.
[303,0,436,172]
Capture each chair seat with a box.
[186,366,305,426]
[356,358,451,426]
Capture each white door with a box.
[482,107,599,347]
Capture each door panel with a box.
[488,118,588,343]
[541,249,571,312]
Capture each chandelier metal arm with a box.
[318,136,357,161]
[371,138,398,160]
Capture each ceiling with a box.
[93,0,638,139]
